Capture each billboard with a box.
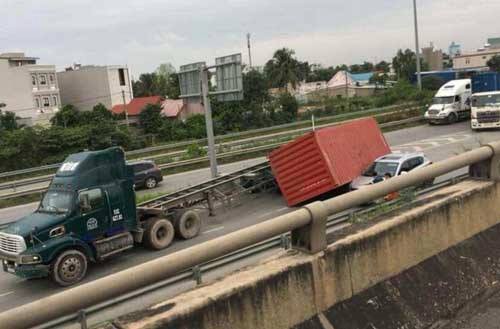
[215,53,243,101]
[179,62,205,98]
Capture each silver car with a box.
[350,153,432,190]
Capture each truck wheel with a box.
[144,217,174,250]
[145,177,158,189]
[448,113,458,124]
[50,250,88,287]
[175,210,202,239]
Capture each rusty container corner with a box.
[268,117,391,206]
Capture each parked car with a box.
[350,153,432,190]
[129,160,163,189]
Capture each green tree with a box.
[392,49,429,81]
[264,48,302,89]
[156,63,176,79]
[0,111,18,131]
[50,104,82,128]
[166,72,181,99]
[184,114,206,139]
[369,73,389,85]
[278,93,299,121]
[487,55,500,72]
[307,64,337,82]
[139,103,163,134]
[375,61,390,73]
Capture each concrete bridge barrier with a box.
[100,179,500,329]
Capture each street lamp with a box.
[413,0,422,90]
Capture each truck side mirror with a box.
[79,194,91,213]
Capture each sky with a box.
[1,0,499,77]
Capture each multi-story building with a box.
[453,49,500,70]
[449,42,462,57]
[0,52,60,125]
[57,65,133,112]
[422,43,444,71]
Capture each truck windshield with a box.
[39,191,73,214]
[432,96,455,105]
[363,162,399,177]
[472,94,500,107]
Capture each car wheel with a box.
[448,112,458,124]
[145,177,157,189]
[50,249,88,287]
[144,217,175,250]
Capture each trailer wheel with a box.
[175,210,202,239]
[144,217,174,250]
[50,249,88,287]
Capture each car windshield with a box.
[363,161,399,177]
[432,96,455,105]
[472,94,500,107]
[39,191,73,214]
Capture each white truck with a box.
[471,91,500,130]
[424,79,472,124]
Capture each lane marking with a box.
[0,291,14,298]
[202,226,225,234]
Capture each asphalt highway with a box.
[2,121,500,328]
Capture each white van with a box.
[424,79,472,124]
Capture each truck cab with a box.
[0,147,201,286]
[424,79,472,124]
[471,91,500,130]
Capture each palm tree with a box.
[264,48,301,90]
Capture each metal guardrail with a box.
[1,173,467,329]
[0,103,417,180]
[0,115,424,201]
[1,137,495,328]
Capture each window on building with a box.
[465,58,471,65]
[52,96,58,106]
[43,97,50,107]
[39,75,47,85]
[49,74,55,84]
[118,68,126,86]
[31,75,37,86]
[35,98,40,108]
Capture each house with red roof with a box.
[161,99,204,121]
[111,96,163,122]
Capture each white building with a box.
[453,49,500,70]
[0,52,60,125]
[57,65,133,112]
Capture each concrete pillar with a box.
[292,201,328,253]
[469,142,500,181]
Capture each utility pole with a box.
[200,66,218,178]
[247,33,252,68]
[121,90,129,127]
[413,0,422,90]
[345,70,348,98]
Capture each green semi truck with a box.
[0,147,204,286]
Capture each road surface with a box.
[1,121,500,328]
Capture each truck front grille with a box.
[477,111,500,123]
[0,232,26,255]
[428,110,440,115]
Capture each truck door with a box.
[78,188,109,239]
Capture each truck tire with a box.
[144,217,174,250]
[448,112,458,124]
[50,249,88,287]
[175,210,202,240]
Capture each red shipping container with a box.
[269,117,390,206]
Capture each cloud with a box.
[1,0,499,75]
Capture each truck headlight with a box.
[19,254,42,264]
